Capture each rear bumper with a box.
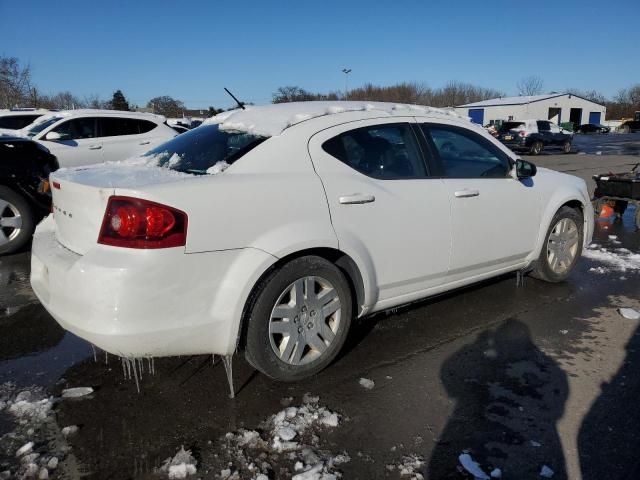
[30,216,276,357]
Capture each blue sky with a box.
[1,0,638,109]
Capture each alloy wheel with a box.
[0,198,23,247]
[268,276,341,365]
[546,217,579,274]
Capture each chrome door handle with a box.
[454,189,479,198]
[88,145,102,150]
[339,194,376,204]
[139,141,151,145]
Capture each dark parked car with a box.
[0,109,50,130]
[0,136,58,254]
[577,123,610,134]
[497,119,573,155]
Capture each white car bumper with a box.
[30,216,276,358]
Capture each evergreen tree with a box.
[109,90,130,111]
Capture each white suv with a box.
[22,110,176,167]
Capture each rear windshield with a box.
[145,124,266,175]
[499,122,525,132]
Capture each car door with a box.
[98,117,156,162]
[308,118,451,307]
[39,117,103,167]
[536,120,554,145]
[420,123,541,281]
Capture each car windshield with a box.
[144,124,266,175]
[24,116,64,137]
[499,122,525,132]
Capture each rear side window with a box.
[423,125,510,178]
[322,123,427,179]
[52,118,97,139]
[0,114,41,129]
[537,121,551,132]
[98,118,157,137]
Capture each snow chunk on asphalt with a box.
[61,387,93,398]
[618,308,640,320]
[62,425,79,437]
[583,245,640,273]
[388,454,425,479]
[459,453,490,479]
[206,160,230,175]
[540,464,555,477]
[219,397,346,479]
[15,442,34,457]
[160,446,197,479]
[490,467,502,478]
[359,378,375,389]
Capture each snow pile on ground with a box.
[216,394,348,479]
[159,446,197,479]
[386,454,425,479]
[583,244,640,273]
[358,378,375,390]
[0,383,63,479]
[204,101,466,137]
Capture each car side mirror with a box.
[44,131,68,141]
[516,159,537,179]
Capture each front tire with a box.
[0,186,35,255]
[244,256,352,381]
[562,140,572,154]
[531,206,583,283]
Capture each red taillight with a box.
[518,131,527,137]
[98,196,187,249]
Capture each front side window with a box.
[424,125,510,178]
[322,123,427,179]
[145,124,265,175]
[53,118,97,139]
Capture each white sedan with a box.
[30,101,593,381]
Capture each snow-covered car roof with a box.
[31,109,167,122]
[205,101,467,137]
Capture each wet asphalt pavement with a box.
[1,138,640,479]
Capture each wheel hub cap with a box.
[547,217,579,274]
[268,276,341,366]
[0,198,23,247]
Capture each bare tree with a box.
[0,56,32,108]
[517,75,544,96]
[147,96,185,117]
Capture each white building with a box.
[455,93,606,128]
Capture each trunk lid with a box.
[50,164,190,255]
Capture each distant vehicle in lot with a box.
[497,120,573,155]
[1,136,58,254]
[31,102,593,382]
[22,110,177,167]
[619,111,640,133]
[577,123,610,134]
[170,124,190,134]
[0,108,51,130]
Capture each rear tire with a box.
[529,141,543,155]
[244,256,352,381]
[0,186,35,255]
[531,206,583,283]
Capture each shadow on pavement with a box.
[428,319,568,479]
[579,322,640,479]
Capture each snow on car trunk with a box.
[50,164,190,255]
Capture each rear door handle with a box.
[88,145,102,150]
[139,141,151,145]
[339,194,376,204]
[454,189,479,198]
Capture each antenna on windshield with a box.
[224,88,246,110]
